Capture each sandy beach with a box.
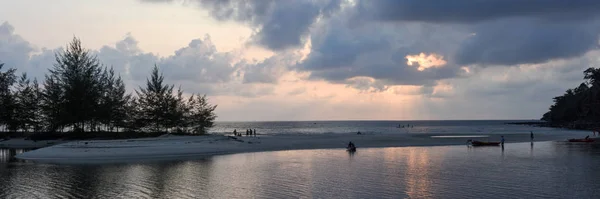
[0,138,66,149]
[14,129,595,164]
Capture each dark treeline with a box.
[0,37,216,138]
[541,67,600,130]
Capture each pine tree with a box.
[13,74,43,132]
[186,94,217,134]
[0,63,17,132]
[14,73,34,131]
[49,37,105,132]
[135,65,175,132]
[41,75,64,132]
[98,67,130,131]
[164,86,184,132]
[30,78,43,132]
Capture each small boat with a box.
[470,141,501,146]
[568,138,594,143]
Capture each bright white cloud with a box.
[406,53,447,71]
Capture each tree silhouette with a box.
[13,73,41,132]
[135,65,176,132]
[0,63,17,132]
[0,37,218,138]
[542,67,600,129]
[49,37,105,132]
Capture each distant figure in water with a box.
[530,131,534,141]
[233,129,237,136]
[357,131,362,135]
[585,135,590,140]
[253,129,257,137]
[500,136,505,145]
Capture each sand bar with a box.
[15,130,595,164]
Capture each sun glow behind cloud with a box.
[405,53,447,71]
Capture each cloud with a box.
[287,87,306,96]
[295,10,466,89]
[355,0,600,23]
[0,22,57,80]
[353,1,600,67]
[406,53,447,71]
[455,18,600,66]
[139,0,343,51]
[418,50,600,119]
[344,76,388,92]
[241,52,301,84]
[0,22,281,98]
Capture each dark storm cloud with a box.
[139,0,343,51]
[296,14,466,89]
[354,0,600,66]
[455,19,600,66]
[355,0,600,23]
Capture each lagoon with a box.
[2,141,600,198]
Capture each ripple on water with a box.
[2,141,600,198]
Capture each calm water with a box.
[210,120,555,135]
[2,141,600,198]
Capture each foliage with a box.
[542,67,600,126]
[0,37,217,137]
[134,65,217,134]
[0,63,17,131]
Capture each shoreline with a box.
[14,130,595,164]
[507,121,600,131]
[0,138,66,149]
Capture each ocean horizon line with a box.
[214,119,542,123]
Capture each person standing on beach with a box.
[501,136,505,146]
[530,131,534,141]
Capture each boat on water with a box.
[470,141,501,146]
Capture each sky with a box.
[1,0,600,121]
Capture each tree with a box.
[542,67,600,127]
[97,67,130,131]
[186,94,217,134]
[48,37,105,132]
[41,75,64,132]
[135,65,175,132]
[0,63,17,132]
[13,73,41,132]
[30,78,43,132]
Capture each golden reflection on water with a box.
[382,147,447,198]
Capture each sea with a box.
[209,120,559,135]
[2,120,599,198]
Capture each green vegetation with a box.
[541,67,600,130]
[0,37,217,139]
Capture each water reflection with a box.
[0,148,29,163]
[1,142,600,198]
[403,148,434,198]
